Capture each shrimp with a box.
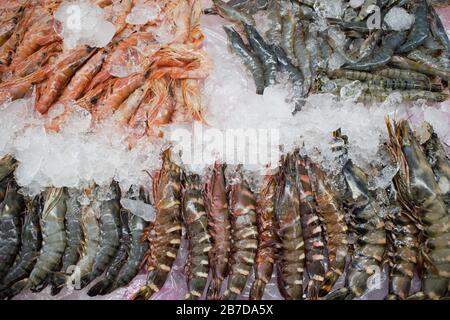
[249,174,278,300]
[356,0,377,21]
[0,155,17,183]
[294,153,327,300]
[27,187,67,291]
[389,55,450,82]
[132,149,182,300]
[421,124,450,205]
[108,210,148,293]
[204,162,232,300]
[265,0,282,45]
[294,22,312,95]
[0,181,25,283]
[70,190,101,290]
[58,49,108,102]
[345,31,406,71]
[272,45,306,112]
[180,79,204,123]
[280,11,296,66]
[50,189,83,296]
[85,182,121,286]
[0,6,24,48]
[35,46,96,114]
[94,72,148,122]
[429,6,450,56]
[0,67,48,103]
[223,26,265,95]
[223,170,258,300]
[210,0,255,26]
[0,196,42,299]
[385,205,420,300]
[9,18,59,70]
[11,42,61,78]
[373,68,430,84]
[244,24,278,87]
[182,173,212,300]
[309,162,349,297]
[87,207,130,297]
[0,6,31,72]
[328,159,386,300]
[113,78,153,125]
[276,155,304,300]
[397,0,428,54]
[386,119,450,299]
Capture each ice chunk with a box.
[54,0,115,49]
[384,7,415,31]
[126,1,161,25]
[314,0,344,19]
[349,0,365,8]
[340,81,363,101]
[328,52,347,70]
[120,198,156,222]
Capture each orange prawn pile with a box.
[0,0,212,142]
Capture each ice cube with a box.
[384,7,415,31]
[120,198,156,222]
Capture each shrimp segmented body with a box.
[132,150,182,300]
[204,162,231,300]
[223,171,258,300]
[250,174,278,300]
[182,173,211,300]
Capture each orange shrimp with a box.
[86,33,157,92]
[11,42,61,78]
[58,49,108,102]
[9,18,60,69]
[0,67,48,103]
[187,0,205,48]
[0,6,24,48]
[180,79,204,122]
[110,0,133,35]
[170,79,189,123]
[35,46,95,114]
[0,6,32,72]
[113,77,153,125]
[93,72,148,121]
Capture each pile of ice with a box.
[0,97,164,196]
[54,0,115,49]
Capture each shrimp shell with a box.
[204,162,232,300]
[182,173,212,300]
[223,171,258,300]
[249,174,278,300]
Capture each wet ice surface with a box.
[384,7,416,31]
[54,0,116,49]
[5,3,450,300]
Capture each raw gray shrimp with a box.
[276,155,304,300]
[223,26,265,95]
[87,208,130,297]
[244,24,278,87]
[265,0,282,45]
[205,162,232,300]
[182,173,212,300]
[406,50,450,73]
[345,31,406,71]
[28,187,67,291]
[85,182,121,286]
[386,119,449,299]
[294,153,327,300]
[0,196,42,299]
[0,181,25,283]
[294,22,313,95]
[397,0,429,53]
[223,171,258,300]
[281,11,297,66]
[358,88,448,103]
[210,0,255,26]
[294,0,316,7]
[420,124,450,206]
[357,0,378,21]
[373,68,430,84]
[272,45,306,112]
[389,55,450,82]
[0,155,17,183]
[328,160,386,299]
[72,193,101,290]
[50,188,83,295]
[132,150,183,300]
[108,211,148,293]
[366,78,442,92]
[429,6,450,55]
[385,205,420,300]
